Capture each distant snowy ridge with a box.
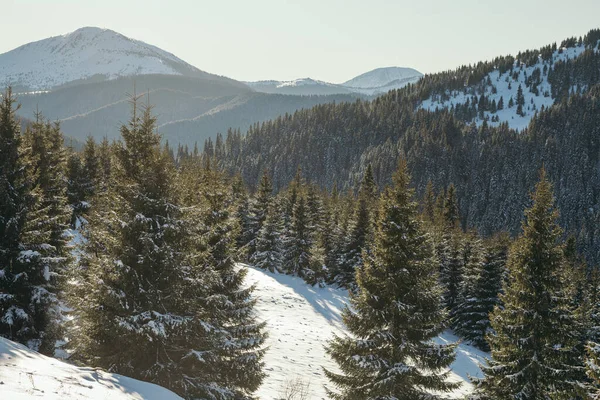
[419,43,597,130]
[0,27,207,90]
[342,66,423,89]
[0,336,182,399]
[246,66,423,96]
[241,264,487,399]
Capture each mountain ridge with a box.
[0,26,228,90]
[246,66,423,96]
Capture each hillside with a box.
[215,28,600,265]
[242,264,486,399]
[0,336,182,400]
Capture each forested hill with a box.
[214,29,600,265]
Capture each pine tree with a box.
[586,342,600,399]
[0,88,26,281]
[69,96,265,399]
[196,162,268,397]
[0,89,51,350]
[283,195,314,281]
[516,84,525,116]
[336,165,378,288]
[454,233,508,350]
[324,159,458,399]
[251,202,283,272]
[474,169,585,399]
[66,151,87,228]
[1,101,69,354]
[423,180,436,224]
[82,136,99,199]
[97,136,112,191]
[245,170,273,259]
[232,174,253,260]
[438,184,464,314]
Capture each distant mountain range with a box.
[0,27,422,145]
[246,67,422,96]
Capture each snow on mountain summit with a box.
[0,27,204,90]
[342,66,423,89]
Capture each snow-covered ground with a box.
[0,263,487,399]
[0,337,182,400]
[242,264,488,399]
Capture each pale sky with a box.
[2,0,600,83]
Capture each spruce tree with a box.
[195,161,268,397]
[1,102,68,354]
[423,179,436,224]
[69,96,265,399]
[586,342,600,399]
[324,159,458,399]
[0,87,25,284]
[453,232,508,350]
[336,165,378,289]
[66,151,87,228]
[438,184,464,314]
[475,169,585,399]
[251,202,283,272]
[283,195,314,281]
[516,84,526,116]
[245,170,273,259]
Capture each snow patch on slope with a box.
[420,45,591,130]
[0,336,182,400]
[242,264,487,399]
[0,27,200,90]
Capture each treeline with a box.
[212,83,600,267]
[0,89,266,399]
[227,152,600,398]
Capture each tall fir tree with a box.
[69,96,265,399]
[437,184,464,315]
[336,165,378,289]
[282,194,315,281]
[1,99,69,354]
[245,170,273,259]
[474,169,585,399]
[250,201,283,272]
[324,159,458,399]
[453,232,508,350]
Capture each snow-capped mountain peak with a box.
[0,27,204,90]
[342,66,423,89]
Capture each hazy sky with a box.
[2,0,600,83]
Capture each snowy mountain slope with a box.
[0,336,182,400]
[420,44,595,130]
[342,66,423,89]
[246,67,423,96]
[242,264,487,399]
[0,27,216,90]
